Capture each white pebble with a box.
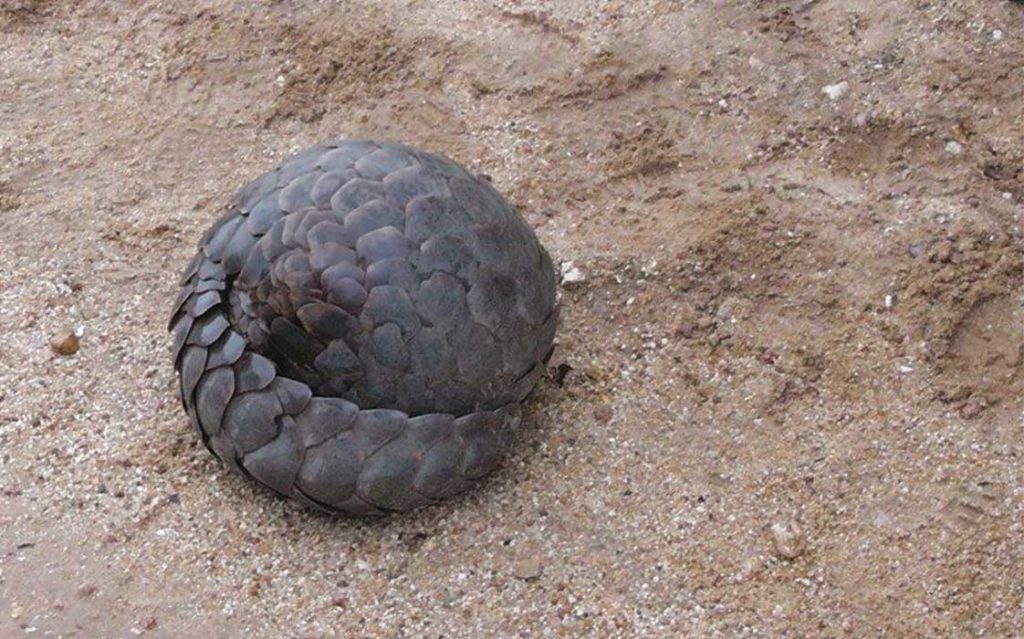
[822,81,849,101]
[770,520,806,560]
[559,261,586,286]
[945,141,963,155]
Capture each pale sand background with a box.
[1,1,1022,637]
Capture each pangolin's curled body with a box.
[169,140,558,515]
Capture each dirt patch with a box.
[0,0,60,30]
[938,293,1023,405]
[160,7,443,126]
[898,225,1023,400]
[605,116,681,179]
[0,178,19,211]
[270,21,416,123]
[1,0,1023,637]
[553,54,667,106]
[827,119,933,176]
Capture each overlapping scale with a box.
[168,139,558,514]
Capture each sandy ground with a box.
[1,0,1022,637]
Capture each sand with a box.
[1,1,1022,637]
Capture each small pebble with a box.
[822,81,849,101]
[959,401,983,420]
[945,140,963,155]
[593,405,613,422]
[675,318,698,338]
[513,557,543,581]
[696,316,716,329]
[560,261,586,286]
[50,331,80,356]
[770,519,806,560]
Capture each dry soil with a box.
[1,1,1023,637]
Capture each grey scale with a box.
[169,140,559,515]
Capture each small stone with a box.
[10,603,22,620]
[945,140,963,155]
[931,240,953,262]
[822,81,849,101]
[330,597,348,608]
[513,557,543,581]
[551,362,573,387]
[770,519,806,560]
[908,242,926,258]
[959,401,983,420]
[560,261,586,286]
[675,320,697,338]
[593,405,613,422]
[50,331,80,356]
[76,583,97,598]
[675,305,701,338]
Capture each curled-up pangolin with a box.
[169,140,558,515]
